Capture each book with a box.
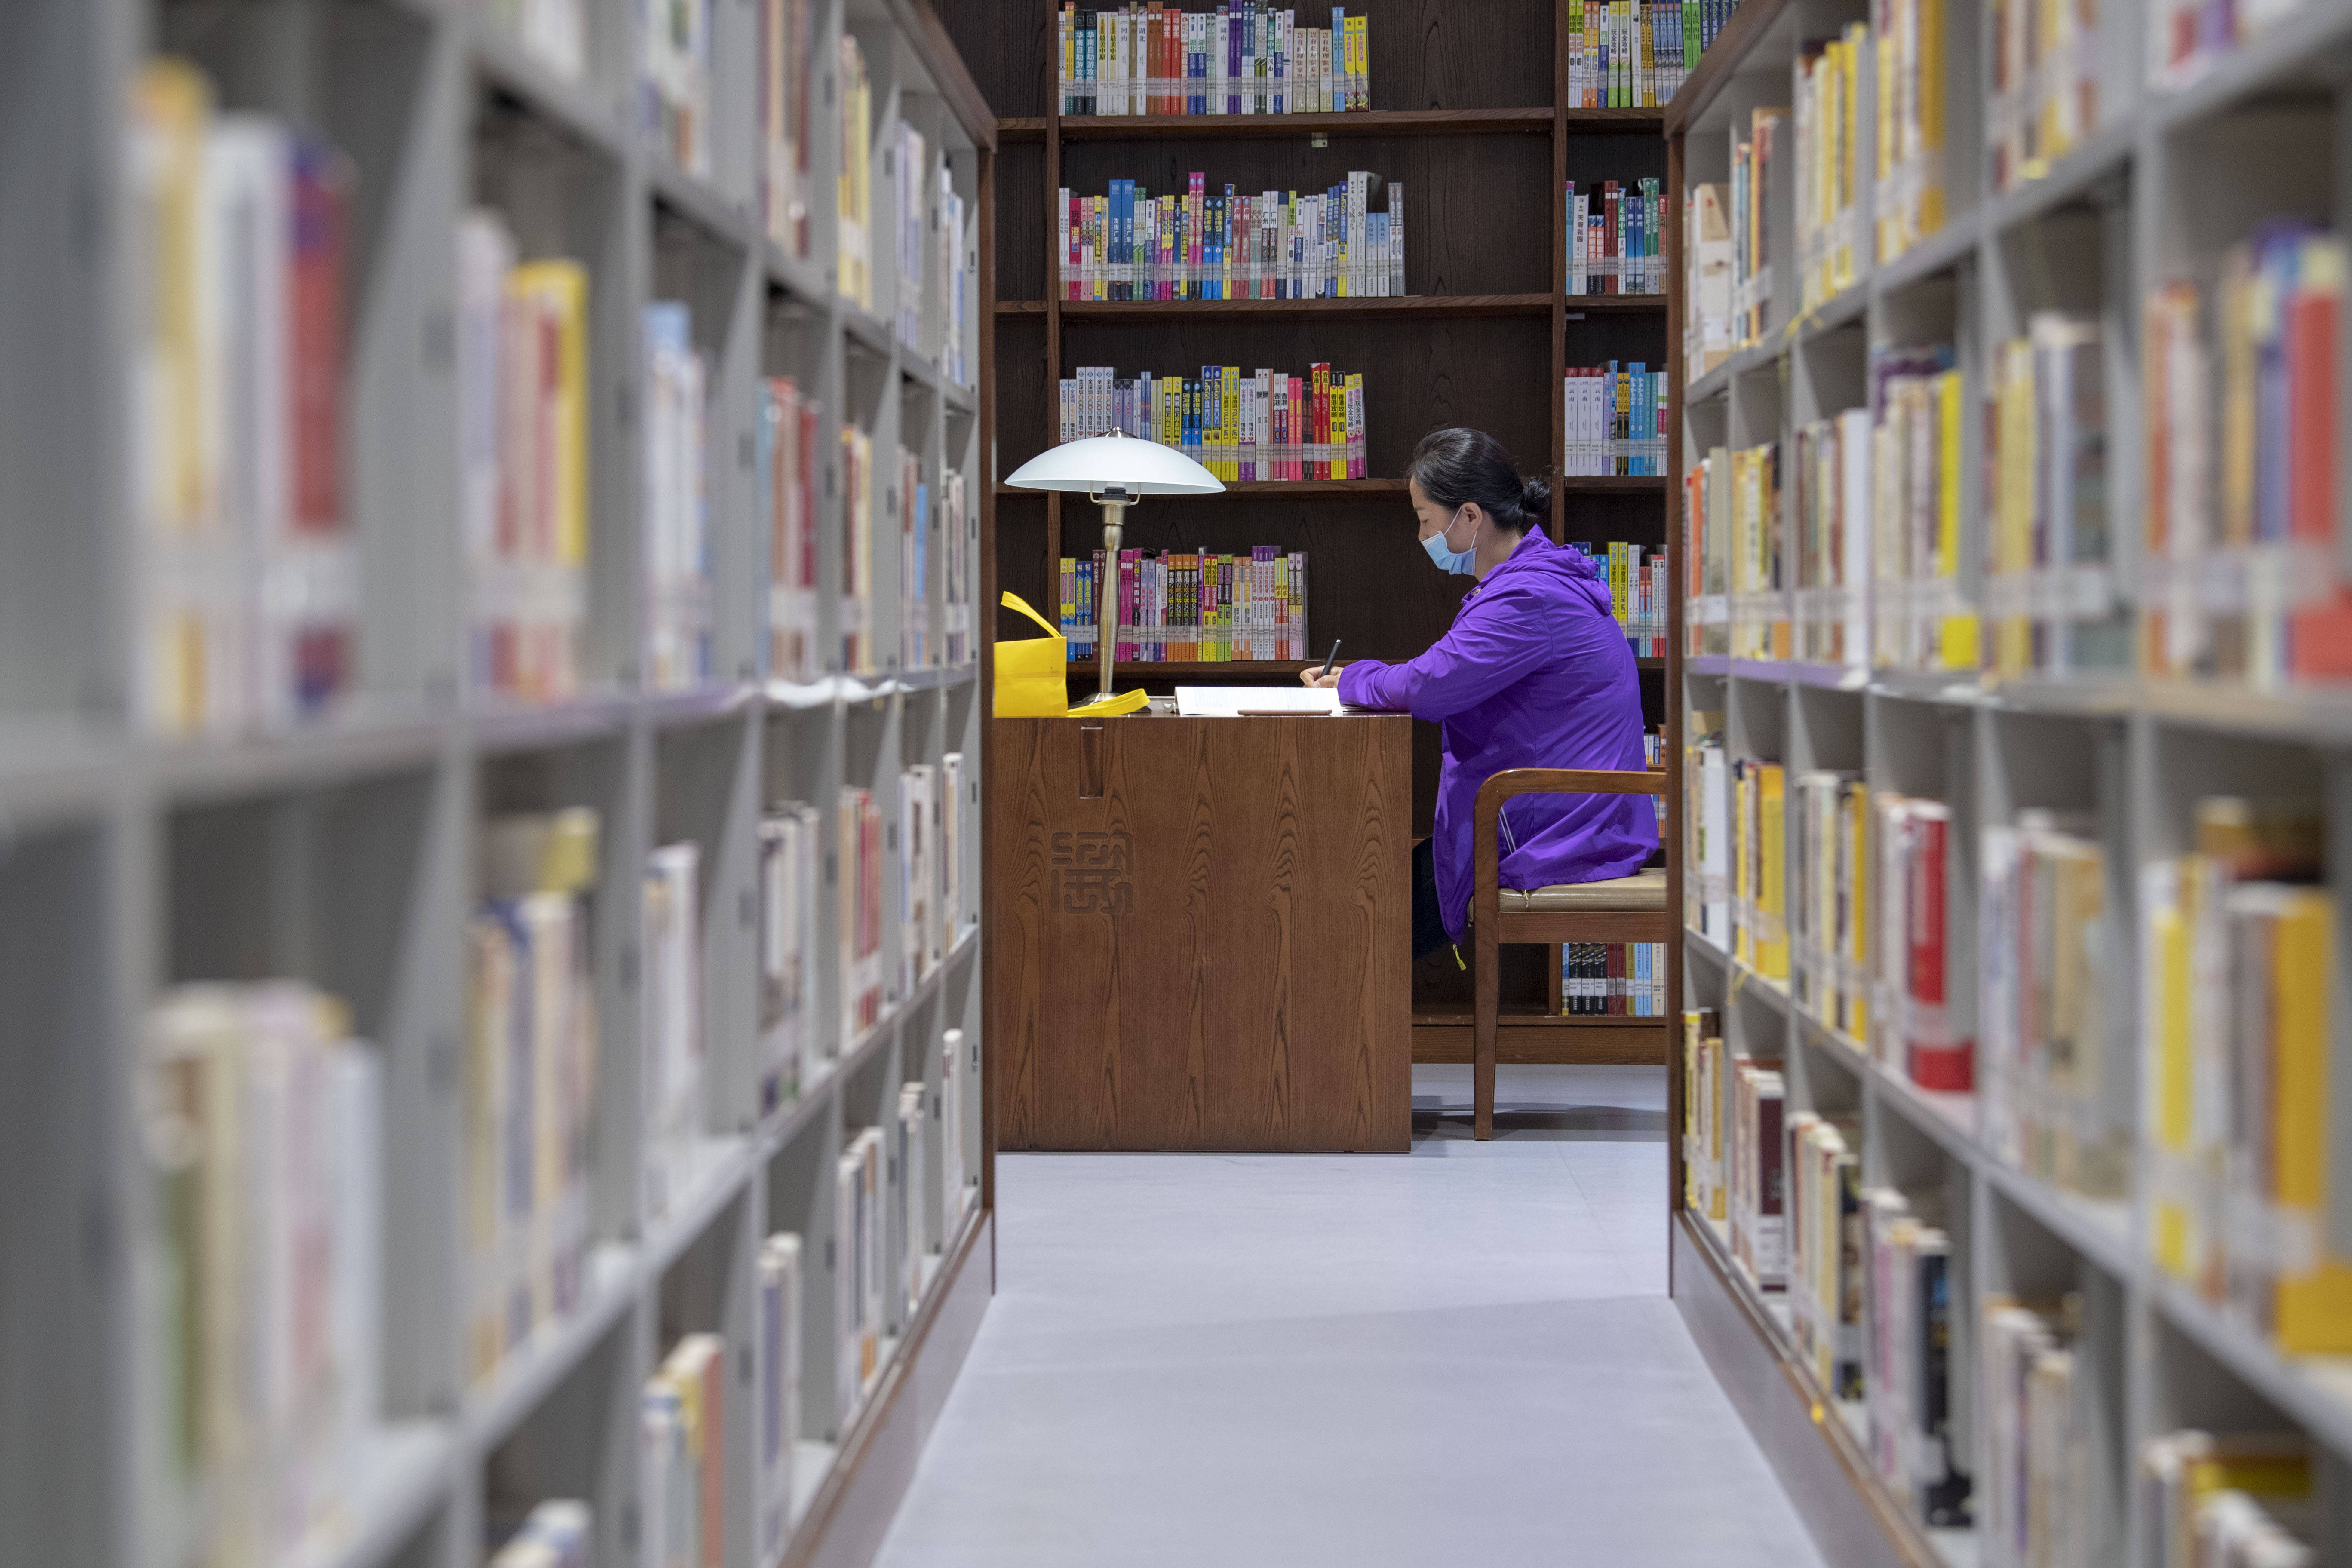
[897,447,930,671]
[644,842,704,1220]
[643,0,714,177]
[1869,793,1973,1090]
[1861,1186,1972,1525]
[1987,0,2097,192]
[1986,312,2120,680]
[1785,1111,1864,1397]
[1563,365,1671,476]
[1730,107,1789,347]
[943,752,968,942]
[759,0,813,255]
[761,377,821,683]
[469,808,599,1382]
[840,423,875,674]
[835,1128,884,1428]
[1875,0,1949,261]
[1683,181,1733,381]
[941,1028,972,1230]
[2140,224,2351,690]
[757,1235,803,1562]
[1561,942,1668,1014]
[1794,27,1866,311]
[488,1,586,80]
[1729,1056,1787,1285]
[2140,1432,2316,1566]
[487,1501,592,1568]
[1980,1295,2087,1568]
[643,302,713,691]
[645,1334,726,1568]
[1791,409,1873,667]
[457,207,589,708]
[144,982,383,1565]
[898,765,936,995]
[131,61,359,738]
[837,34,873,309]
[839,788,884,1038]
[1565,178,1666,295]
[895,1081,928,1325]
[1871,345,1977,672]
[758,804,820,1114]
[2142,797,2352,1353]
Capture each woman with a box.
[1304,427,1656,960]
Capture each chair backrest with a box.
[1471,767,1668,914]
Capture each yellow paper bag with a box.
[994,591,1069,718]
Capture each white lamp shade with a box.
[1003,433,1225,495]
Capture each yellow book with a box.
[1934,368,1978,669]
[2270,887,2352,1352]
[1223,367,1241,482]
[508,261,591,570]
[1734,761,1754,967]
[1844,779,1871,1042]
[1683,1011,1705,1207]
[2148,861,2196,1280]
[1918,0,1947,239]
[1875,22,1899,261]
[1759,763,1789,979]
[1996,337,2036,677]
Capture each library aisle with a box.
[873,1068,1824,1568]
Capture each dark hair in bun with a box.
[1408,427,1549,534]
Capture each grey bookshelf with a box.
[0,4,998,1568]
[1666,1,2352,1564]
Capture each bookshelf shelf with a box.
[1673,0,2352,1555]
[1053,106,1559,139]
[0,4,1002,1568]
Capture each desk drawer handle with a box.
[1078,722,1105,799]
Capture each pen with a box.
[1317,638,1342,679]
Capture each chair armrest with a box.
[1472,768,1669,923]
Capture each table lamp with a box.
[1004,430,1224,712]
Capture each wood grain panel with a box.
[992,715,1411,1151]
[991,144,1047,303]
[933,0,1053,119]
[1410,1025,1669,1065]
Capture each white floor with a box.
[873,1066,1824,1568]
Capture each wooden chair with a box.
[1470,767,1672,1140]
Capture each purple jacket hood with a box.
[1337,529,1656,940]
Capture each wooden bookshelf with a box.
[943,0,1680,1065]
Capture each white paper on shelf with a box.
[1172,686,1342,717]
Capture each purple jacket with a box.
[1339,530,1657,939]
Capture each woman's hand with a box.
[1299,663,1345,688]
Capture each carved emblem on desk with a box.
[1051,829,1133,915]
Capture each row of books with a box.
[643,0,713,178]
[643,303,714,692]
[1058,549,1311,661]
[644,842,707,1223]
[2143,798,2352,1356]
[885,129,972,381]
[1685,1019,1973,1530]
[1684,181,1732,381]
[145,982,382,1568]
[1980,1293,2089,1568]
[1060,365,1366,480]
[838,1033,980,1432]
[1563,942,1669,1015]
[467,809,600,1386]
[765,770,971,1106]
[1058,174,1406,299]
[837,36,874,312]
[2144,224,2352,690]
[1573,540,1670,657]
[1793,27,1865,313]
[642,1334,728,1568]
[1727,108,1787,350]
[1986,312,2122,680]
[1684,344,1976,673]
[1058,4,1370,115]
[1565,178,1665,295]
[1563,364,1669,476]
[132,61,358,738]
[484,1501,591,1568]
[2141,1431,2320,1565]
[1566,0,1723,107]
[760,0,814,258]
[1987,0,2100,196]
[459,210,588,707]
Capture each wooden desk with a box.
[990,713,1412,1152]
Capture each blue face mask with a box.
[1421,506,1479,575]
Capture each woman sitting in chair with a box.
[1302,426,1657,961]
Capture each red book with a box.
[1603,182,1621,296]
[288,139,351,711]
[1904,803,1973,1091]
[2287,254,2352,676]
